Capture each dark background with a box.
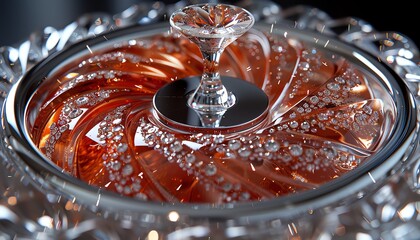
[0,0,418,46]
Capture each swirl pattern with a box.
[27,29,393,203]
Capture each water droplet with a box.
[363,105,373,115]
[228,140,241,150]
[170,141,183,152]
[161,134,175,144]
[317,113,328,121]
[185,153,196,163]
[106,131,114,139]
[121,155,132,163]
[264,139,280,152]
[299,62,310,71]
[238,147,251,158]
[122,164,133,177]
[111,161,121,171]
[322,97,331,103]
[309,96,319,104]
[113,118,122,125]
[289,112,296,119]
[68,108,83,119]
[216,146,225,153]
[305,149,315,158]
[113,125,122,132]
[281,154,292,162]
[135,193,148,200]
[214,134,225,143]
[132,182,141,192]
[117,143,128,153]
[289,144,303,156]
[239,192,250,201]
[327,82,340,91]
[59,125,68,132]
[335,76,346,84]
[289,121,299,128]
[297,107,304,113]
[75,96,89,106]
[272,45,283,53]
[99,91,110,98]
[116,185,123,193]
[322,147,337,160]
[352,122,360,131]
[205,163,217,176]
[124,186,132,194]
[301,121,310,130]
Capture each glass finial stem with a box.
[170,3,254,127]
[187,50,235,127]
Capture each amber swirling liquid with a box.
[26,29,391,203]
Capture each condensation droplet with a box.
[205,163,217,176]
[62,106,71,115]
[99,91,110,98]
[214,134,225,143]
[264,139,280,152]
[301,121,310,130]
[299,62,310,71]
[136,193,148,200]
[113,125,122,132]
[161,134,175,144]
[289,144,303,156]
[222,182,232,192]
[170,141,183,152]
[59,125,68,132]
[335,76,346,84]
[309,96,319,104]
[124,186,132,194]
[322,147,337,160]
[228,140,241,150]
[122,164,133,177]
[305,149,315,158]
[132,182,141,192]
[68,108,83,119]
[75,96,89,106]
[111,161,121,171]
[272,45,283,53]
[239,192,250,201]
[289,121,299,128]
[117,143,128,153]
[317,113,328,121]
[297,107,304,113]
[185,153,196,163]
[113,118,122,125]
[363,105,373,115]
[281,154,292,162]
[327,82,340,91]
[238,147,251,158]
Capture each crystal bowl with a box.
[1,2,419,239]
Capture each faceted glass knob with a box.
[170,4,255,127]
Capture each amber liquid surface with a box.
[27,29,389,203]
